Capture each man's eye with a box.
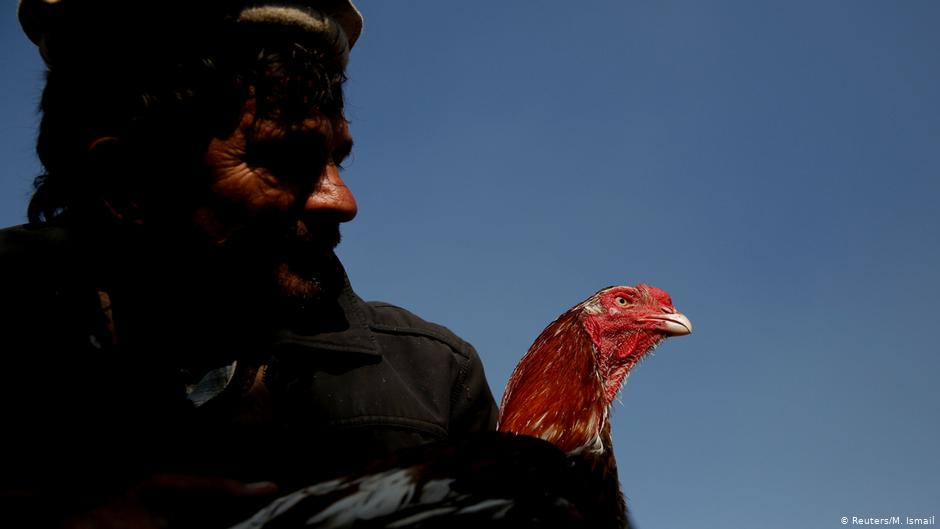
[248,139,327,182]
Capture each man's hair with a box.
[28,21,349,224]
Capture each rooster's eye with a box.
[615,297,629,306]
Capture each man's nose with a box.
[304,163,357,222]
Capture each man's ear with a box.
[87,136,146,225]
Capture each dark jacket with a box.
[0,223,497,523]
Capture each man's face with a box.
[194,96,357,303]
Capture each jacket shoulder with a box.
[363,301,475,360]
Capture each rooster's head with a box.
[581,285,692,401]
[499,284,691,454]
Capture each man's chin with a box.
[273,253,345,306]
[275,261,324,301]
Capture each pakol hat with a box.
[17,0,363,66]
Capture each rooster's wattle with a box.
[231,284,692,529]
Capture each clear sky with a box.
[2,1,939,528]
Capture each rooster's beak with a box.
[643,312,693,336]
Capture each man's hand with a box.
[64,474,279,529]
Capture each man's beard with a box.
[196,217,346,308]
[269,220,345,304]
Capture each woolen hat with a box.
[17,0,363,65]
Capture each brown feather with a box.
[498,299,609,454]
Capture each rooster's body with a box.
[232,285,692,529]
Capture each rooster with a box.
[230,284,692,529]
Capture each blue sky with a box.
[2,1,939,527]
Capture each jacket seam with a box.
[325,415,448,438]
[448,353,472,435]
[367,323,470,360]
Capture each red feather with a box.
[498,300,607,454]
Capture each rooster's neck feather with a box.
[498,305,610,454]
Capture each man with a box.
[1,1,497,527]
